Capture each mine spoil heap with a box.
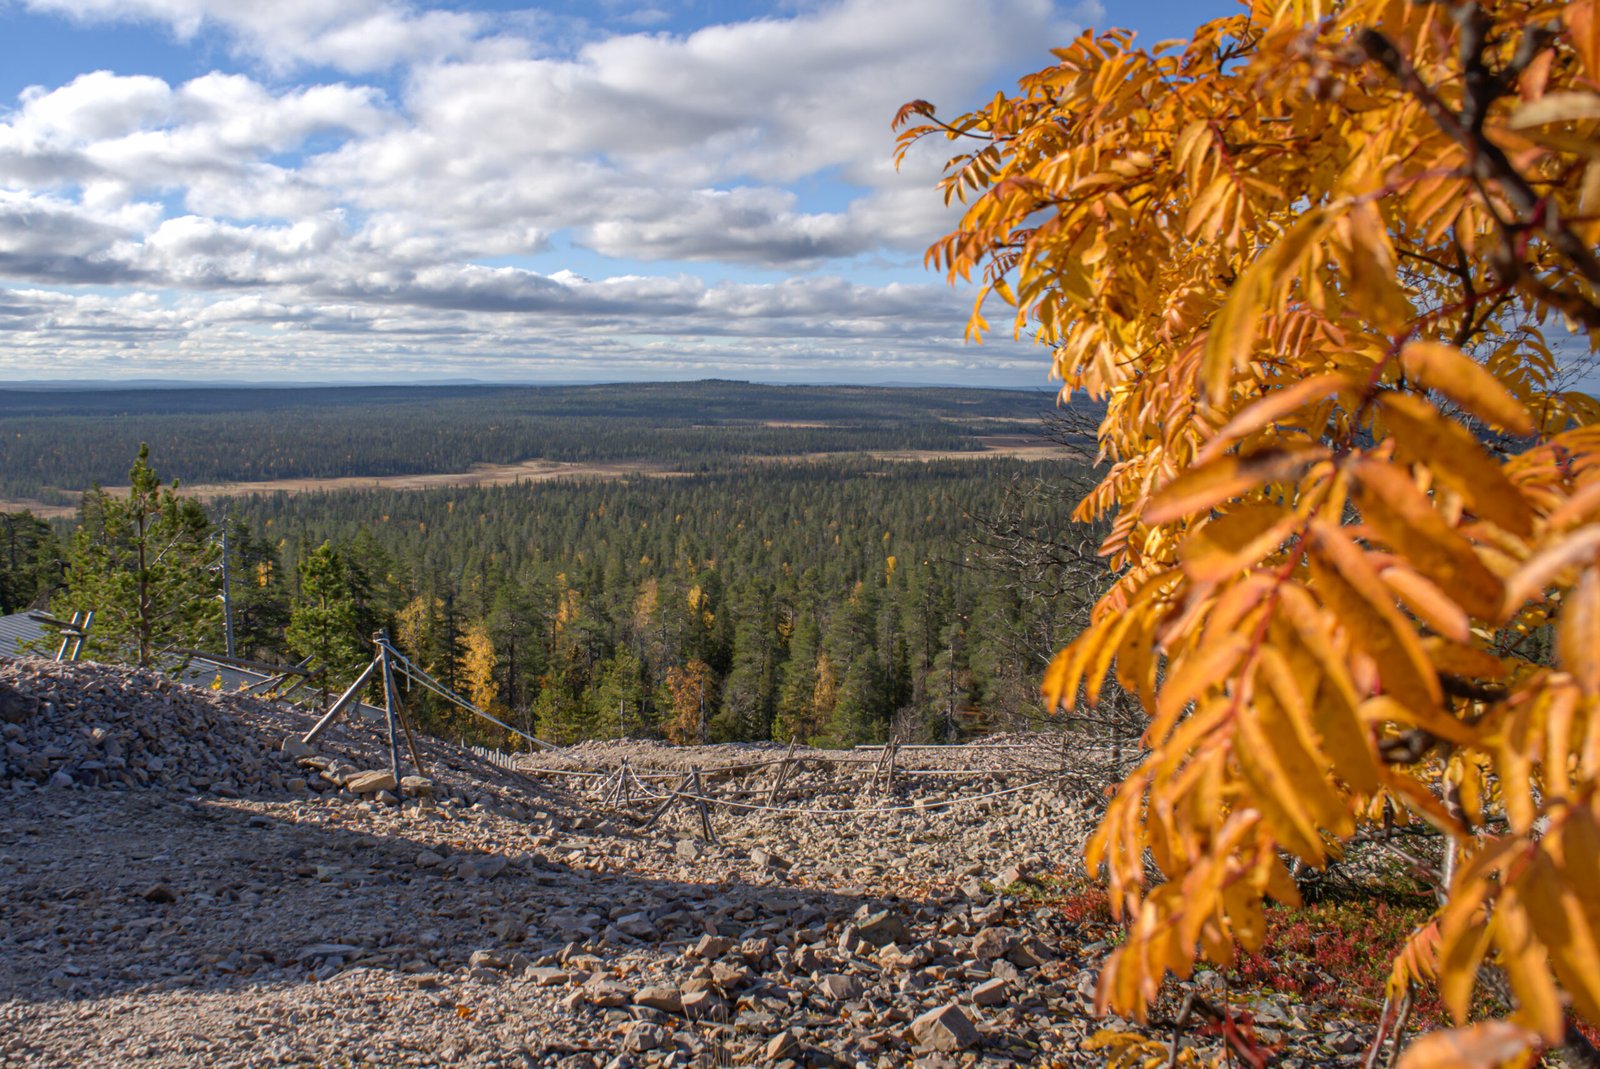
[1,658,1368,1068]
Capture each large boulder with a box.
[345,769,396,795]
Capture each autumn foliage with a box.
[900,0,1600,1062]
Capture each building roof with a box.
[0,612,53,660]
[0,615,385,720]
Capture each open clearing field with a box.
[0,437,1077,520]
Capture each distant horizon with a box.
[0,376,1063,394]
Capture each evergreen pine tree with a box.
[0,511,62,614]
[286,542,368,696]
[59,445,220,665]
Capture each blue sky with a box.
[0,1,1237,386]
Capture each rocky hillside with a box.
[0,658,1377,1068]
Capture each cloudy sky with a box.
[0,0,1225,386]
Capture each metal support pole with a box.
[302,657,379,744]
[379,631,403,785]
[220,510,235,660]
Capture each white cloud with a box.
[15,71,172,141]
[301,0,1081,267]
[0,71,391,222]
[24,0,485,74]
[0,0,1084,381]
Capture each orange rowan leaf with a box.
[1354,457,1504,620]
[1201,572,1277,647]
[1508,90,1600,128]
[1438,846,1510,1021]
[1389,919,1442,1001]
[1258,644,1376,798]
[1042,633,1096,712]
[1400,342,1535,436]
[1179,503,1298,581]
[1500,700,1540,834]
[1234,711,1331,863]
[1256,681,1355,837]
[1085,608,1140,706]
[1150,635,1249,745]
[1378,392,1532,537]
[1274,583,1382,793]
[1544,478,1600,530]
[1570,0,1600,82]
[1360,694,1477,747]
[1382,566,1472,644]
[1337,201,1411,333]
[1194,372,1351,465]
[1559,566,1600,695]
[1520,848,1600,1026]
[1112,602,1157,705]
[1421,635,1510,681]
[1502,526,1600,619]
[1557,807,1600,984]
[1492,886,1566,1041]
[1394,1022,1540,1069]
[1310,522,1442,711]
[1144,448,1327,525]
[1200,210,1334,404]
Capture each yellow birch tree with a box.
[456,619,499,712]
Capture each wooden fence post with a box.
[767,735,799,805]
[690,768,717,844]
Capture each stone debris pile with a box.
[0,658,291,795]
[0,657,551,821]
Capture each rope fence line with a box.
[382,642,559,752]
[177,633,1113,832]
[646,777,1052,817]
[522,753,799,778]
[597,754,1061,817]
[340,676,1103,822]
[444,737,1069,818]
[515,757,1066,781]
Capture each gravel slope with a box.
[0,659,1371,1068]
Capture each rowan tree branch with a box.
[1358,21,1600,300]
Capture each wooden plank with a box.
[643,773,692,830]
[691,768,717,844]
[396,691,428,778]
[767,735,799,805]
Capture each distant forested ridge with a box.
[0,381,1073,502]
